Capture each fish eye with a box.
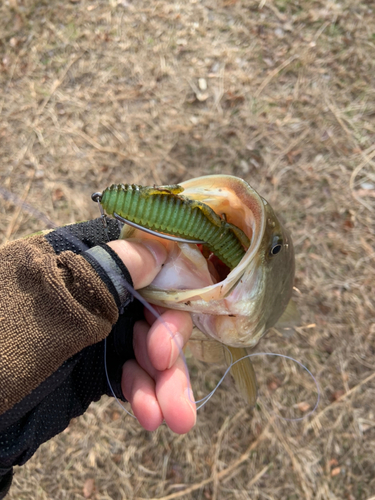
[270,236,283,256]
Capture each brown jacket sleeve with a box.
[0,235,119,415]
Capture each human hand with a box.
[107,239,196,434]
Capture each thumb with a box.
[107,239,167,289]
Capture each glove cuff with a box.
[83,244,134,311]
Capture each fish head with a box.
[126,175,295,348]
[253,198,295,332]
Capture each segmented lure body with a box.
[100,183,250,268]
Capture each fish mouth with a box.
[135,174,294,347]
[179,175,266,267]
[140,175,267,304]
[204,251,231,283]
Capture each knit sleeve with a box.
[0,234,119,415]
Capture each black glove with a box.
[0,218,143,498]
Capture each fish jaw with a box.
[192,313,266,348]
[190,253,268,347]
[141,247,267,347]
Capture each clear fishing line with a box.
[222,348,320,422]
[103,276,320,423]
[192,347,320,420]
[103,279,193,419]
[95,206,319,424]
[0,185,58,229]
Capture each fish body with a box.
[110,175,295,404]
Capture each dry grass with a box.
[1,0,375,498]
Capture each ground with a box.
[1,0,375,499]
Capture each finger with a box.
[121,359,163,431]
[133,320,158,378]
[107,239,167,289]
[132,320,196,434]
[146,310,193,371]
[155,357,197,434]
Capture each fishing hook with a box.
[113,212,207,245]
[91,192,110,240]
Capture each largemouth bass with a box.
[98,175,296,405]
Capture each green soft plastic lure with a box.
[99,183,250,269]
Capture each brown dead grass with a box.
[1,0,375,498]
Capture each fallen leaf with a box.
[318,303,331,315]
[297,402,311,412]
[330,390,345,402]
[343,218,354,230]
[83,478,95,498]
[355,189,375,198]
[52,188,65,201]
[286,149,302,164]
[331,467,341,477]
[319,340,334,354]
[112,454,122,464]
[223,91,245,107]
[112,411,121,421]
[267,377,282,392]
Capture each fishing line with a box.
[95,205,319,424]
[97,207,194,419]
[1,185,317,424]
[103,275,320,423]
[102,271,229,416]
[103,278,193,419]
[194,348,234,410]
[104,335,135,419]
[0,185,58,229]
[222,348,320,422]
[193,347,320,420]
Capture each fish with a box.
[103,175,296,405]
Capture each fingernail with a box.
[168,332,184,369]
[184,388,197,423]
[141,240,167,267]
